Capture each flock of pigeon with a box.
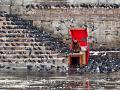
[26,3,120,10]
[0,54,119,74]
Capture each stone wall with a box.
[21,8,120,48]
[0,5,119,48]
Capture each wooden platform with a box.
[68,52,87,67]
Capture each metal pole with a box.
[9,0,12,14]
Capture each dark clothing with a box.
[72,41,81,53]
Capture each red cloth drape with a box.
[69,28,88,46]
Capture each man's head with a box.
[73,39,77,43]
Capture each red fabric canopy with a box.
[69,28,88,46]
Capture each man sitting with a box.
[72,39,81,53]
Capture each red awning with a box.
[69,28,88,46]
